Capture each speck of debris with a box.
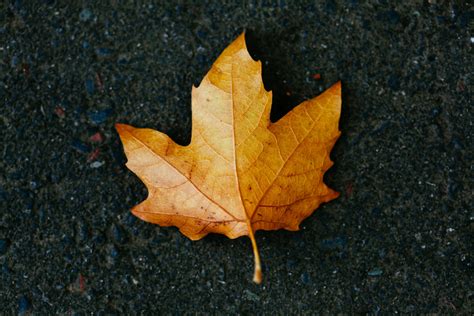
[90,161,105,168]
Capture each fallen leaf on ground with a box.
[116,33,341,283]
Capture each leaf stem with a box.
[248,227,262,284]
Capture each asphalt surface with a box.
[1,1,473,314]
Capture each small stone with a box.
[90,161,105,169]
[37,208,46,224]
[243,289,260,301]
[69,273,86,293]
[2,262,10,276]
[79,9,92,22]
[18,295,31,315]
[89,132,104,143]
[217,267,225,282]
[451,136,463,150]
[11,55,20,68]
[105,244,119,267]
[447,177,460,199]
[76,221,89,244]
[61,234,73,247]
[85,78,95,95]
[368,268,383,276]
[54,106,66,118]
[130,251,150,269]
[378,249,386,259]
[320,236,347,250]
[71,140,91,154]
[405,305,416,312]
[110,224,126,244]
[0,239,10,255]
[117,53,131,65]
[87,148,101,162]
[88,108,113,125]
[196,29,207,39]
[111,247,119,258]
[95,48,112,57]
[431,107,441,117]
[27,181,37,191]
[300,272,311,284]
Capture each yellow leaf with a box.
[116,33,341,283]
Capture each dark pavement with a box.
[1,1,472,314]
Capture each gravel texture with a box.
[1,1,472,314]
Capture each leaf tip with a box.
[237,33,249,55]
[328,189,340,201]
[115,123,130,135]
[331,81,342,96]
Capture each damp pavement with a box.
[1,1,472,314]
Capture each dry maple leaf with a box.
[116,33,341,283]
